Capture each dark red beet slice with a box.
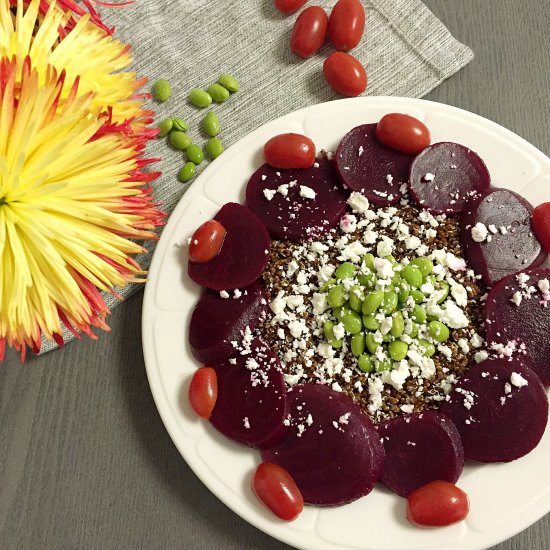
[262,384,385,506]
[460,188,544,286]
[210,339,289,449]
[409,142,490,214]
[485,268,550,385]
[335,123,413,206]
[440,359,548,463]
[245,156,348,241]
[377,411,464,497]
[189,283,269,364]
[188,203,270,291]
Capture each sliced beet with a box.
[188,203,270,291]
[245,156,348,241]
[189,283,269,364]
[261,383,385,506]
[377,411,464,497]
[210,339,289,449]
[409,142,490,214]
[485,268,550,385]
[440,359,548,463]
[334,123,413,206]
[460,188,545,286]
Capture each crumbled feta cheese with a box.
[277,184,289,196]
[470,333,484,348]
[405,235,421,250]
[510,372,529,387]
[474,350,489,363]
[511,291,522,306]
[423,172,435,182]
[333,323,346,340]
[219,290,229,299]
[347,192,370,214]
[376,236,394,258]
[340,214,357,233]
[471,222,488,242]
[300,185,316,199]
[373,257,394,280]
[311,293,328,315]
[263,188,277,201]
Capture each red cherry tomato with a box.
[375,113,431,155]
[263,133,316,169]
[274,0,308,13]
[252,462,304,521]
[290,6,328,58]
[407,481,469,527]
[532,202,550,252]
[188,367,218,419]
[323,52,367,97]
[328,0,365,51]
[188,220,226,263]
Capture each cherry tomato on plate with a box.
[188,367,218,419]
[375,113,431,155]
[189,220,227,263]
[407,480,469,527]
[532,202,550,252]
[252,462,304,521]
[328,0,365,51]
[290,6,328,58]
[274,0,308,13]
[323,52,367,97]
[263,133,316,169]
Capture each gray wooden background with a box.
[1,1,549,549]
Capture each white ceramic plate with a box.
[142,97,550,550]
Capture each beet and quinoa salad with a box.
[185,112,550,526]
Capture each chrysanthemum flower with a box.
[0,56,163,360]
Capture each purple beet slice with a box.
[261,383,385,506]
[377,411,464,497]
[485,268,550,385]
[440,359,548,463]
[409,142,490,214]
[335,123,413,206]
[189,283,269,364]
[245,156,349,241]
[460,188,545,286]
[188,203,270,291]
[210,339,289,449]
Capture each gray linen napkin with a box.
[41,0,473,353]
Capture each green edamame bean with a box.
[411,305,427,323]
[203,112,220,137]
[436,280,450,304]
[336,262,356,281]
[341,309,363,334]
[428,320,450,342]
[349,285,364,313]
[172,117,188,132]
[391,311,405,337]
[376,357,392,372]
[328,284,346,308]
[178,162,196,183]
[382,291,398,314]
[351,333,366,357]
[169,131,191,150]
[362,253,375,270]
[320,278,336,293]
[152,79,171,102]
[189,88,212,108]
[397,281,410,304]
[365,333,380,354]
[158,118,173,137]
[333,306,344,321]
[323,321,342,348]
[389,340,408,361]
[409,322,419,338]
[362,314,379,331]
[358,353,373,373]
[186,144,204,165]
[411,257,434,278]
[206,138,224,159]
[207,83,230,103]
[362,290,384,314]
[410,289,425,303]
[218,73,240,92]
[358,271,376,288]
[402,264,423,288]
[385,255,398,265]
[417,339,436,357]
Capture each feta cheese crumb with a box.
[347,192,370,214]
[263,188,276,201]
[299,185,316,199]
[471,222,488,243]
[219,290,229,299]
[510,372,529,387]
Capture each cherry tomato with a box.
[252,462,304,521]
[323,52,367,97]
[407,481,469,527]
[263,133,316,169]
[532,202,550,252]
[274,0,308,13]
[188,220,226,263]
[188,367,218,419]
[375,113,431,155]
[328,0,365,51]
[290,6,328,58]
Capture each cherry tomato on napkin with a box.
[323,52,367,96]
[274,0,308,13]
[328,0,365,51]
[290,6,328,58]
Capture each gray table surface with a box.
[1,1,549,549]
